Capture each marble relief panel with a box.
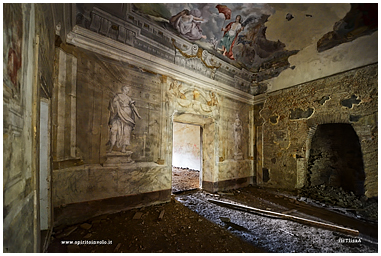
[218,160,253,181]
[53,167,91,207]
[117,165,170,195]
[53,163,170,206]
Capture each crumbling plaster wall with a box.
[3,5,35,252]
[265,3,378,93]
[258,64,377,198]
[3,3,62,252]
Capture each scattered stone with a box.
[219,217,230,223]
[158,210,165,220]
[80,223,92,230]
[299,185,378,221]
[56,226,78,238]
[218,192,234,196]
[114,243,122,252]
[133,212,143,220]
[83,233,92,239]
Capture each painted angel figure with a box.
[107,86,142,153]
[170,9,207,41]
[219,15,244,60]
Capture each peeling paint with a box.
[341,95,361,109]
[289,107,315,120]
[316,95,331,105]
[269,114,279,125]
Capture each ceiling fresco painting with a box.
[131,3,299,82]
[74,3,377,94]
[317,3,378,52]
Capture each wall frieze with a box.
[82,6,258,97]
[67,25,254,105]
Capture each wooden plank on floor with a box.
[208,198,360,236]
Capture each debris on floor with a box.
[47,195,265,253]
[47,186,378,253]
[158,210,165,220]
[177,189,377,253]
[132,212,143,220]
[172,166,200,193]
[298,185,378,221]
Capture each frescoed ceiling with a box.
[75,3,377,94]
[131,3,299,82]
[130,3,377,82]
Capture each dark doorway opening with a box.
[307,123,365,196]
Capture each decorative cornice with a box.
[88,6,256,92]
[253,93,266,105]
[172,39,221,70]
[67,25,255,105]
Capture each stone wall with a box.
[3,3,62,252]
[258,64,378,198]
[3,3,78,251]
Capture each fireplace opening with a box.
[307,123,365,196]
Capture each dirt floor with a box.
[171,167,199,193]
[47,186,378,253]
[47,195,265,253]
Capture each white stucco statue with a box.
[107,85,141,153]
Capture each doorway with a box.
[172,122,202,193]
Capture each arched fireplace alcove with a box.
[307,123,365,196]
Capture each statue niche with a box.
[104,85,141,166]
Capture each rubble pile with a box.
[298,185,377,221]
[172,167,200,193]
